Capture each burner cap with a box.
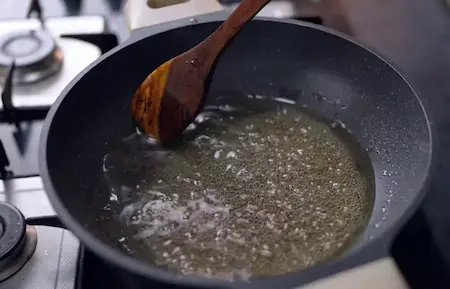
[0,202,37,281]
[0,30,63,84]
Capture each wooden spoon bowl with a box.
[131,0,271,143]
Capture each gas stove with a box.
[0,1,120,288]
[1,0,449,289]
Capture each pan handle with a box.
[295,258,408,289]
[124,0,224,31]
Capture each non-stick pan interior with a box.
[43,20,432,271]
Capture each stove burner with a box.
[0,30,63,84]
[0,202,37,281]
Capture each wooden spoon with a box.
[131,0,271,143]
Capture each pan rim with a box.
[39,14,435,288]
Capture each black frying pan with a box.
[39,12,433,289]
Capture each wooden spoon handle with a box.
[215,0,271,41]
[198,0,271,67]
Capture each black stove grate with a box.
[0,33,118,179]
[76,248,175,289]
